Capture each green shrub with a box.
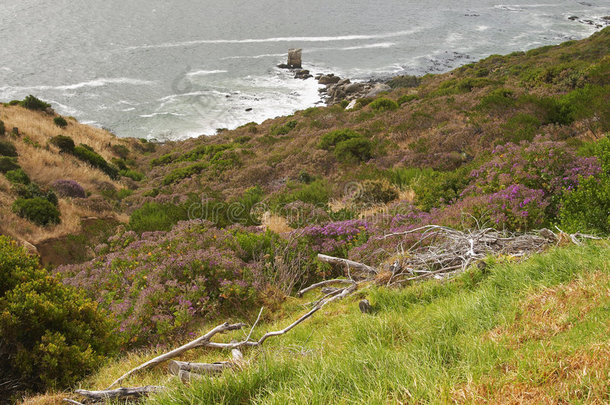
[559,136,610,234]
[478,88,516,110]
[151,153,175,166]
[386,167,434,189]
[334,137,373,163]
[129,202,189,232]
[53,116,68,128]
[5,169,30,185]
[369,97,399,112]
[73,145,119,179]
[0,157,19,173]
[20,95,51,111]
[355,98,373,108]
[501,113,542,143]
[0,236,119,396]
[50,135,75,153]
[353,180,399,206]
[111,144,130,159]
[559,84,610,131]
[12,197,61,226]
[0,120,5,135]
[386,75,421,89]
[120,169,144,181]
[413,167,472,211]
[397,94,418,105]
[0,140,17,157]
[270,120,297,136]
[163,162,207,185]
[318,129,362,150]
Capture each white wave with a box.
[186,69,228,77]
[494,5,524,11]
[221,53,286,61]
[139,112,187,118]
[125,30,418,51]
[0,77,155,93]
[325,42,397,51]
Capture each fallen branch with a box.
[317,254,377,275]
[107,322,245,389]
[75,386,164,401]
[297,279,353,297]
[169,360,231,375]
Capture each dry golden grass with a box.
[0,105,131,244]
[261,211,292,233]
[455,271,610,404]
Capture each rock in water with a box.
[288,48,302,68]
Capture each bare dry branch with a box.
[317,254,377,275]
[75,386,164,401]
[107,322,246,388]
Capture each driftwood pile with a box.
[377,226,598,286]
[67,226,598,403]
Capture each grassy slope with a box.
[129,27,609,204]
[51,241,607,405]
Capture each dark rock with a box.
[337,78,351,86]
[318,74,341,85]
[245,108,253,112]
[287,48,302,68]
[277,63,290,69]
[568,15,579,20]
[359,299,372,314]
[294,69,312,79]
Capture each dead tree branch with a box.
[75,386,164,401]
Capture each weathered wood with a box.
[169,360,231,375]
[317,254,378,275]
[297,278,353,297]
[62,399,85,405]
[75,386,164,401]
[178,370,204,383]
[107,322,245,388]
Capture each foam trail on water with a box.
[0,78,155,93]
[125,30,419,51]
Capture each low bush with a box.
[559,136,610,234]
[501,113,541,143]
[369,97,399,112]
[0,140,17,157]
[0,120,5,135]
[53,116,68,128]
[120,169,144,181]
[0,236,119,396]
[73,144,119,179]
[163,162,207,185]
[19,95,50,111]
[334,137,373,163]
[57,223,261,346]
[50,135,75,153]
[151,153,175,167]
[5,168,30,185]
[129,201,190,233]
[353,180,399,206]
[397,94,418,105]
[111,144,130,159]
[413,167,472,211]
[386,75,421,89]
[51,179,86,198]
[478,88,516,110]
[270,120,297,136]
[0,157,19,173]
[12,197,61,226]
[318,129,362,150]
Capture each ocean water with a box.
[0,1,608,140]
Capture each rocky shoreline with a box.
[277,49,391,107]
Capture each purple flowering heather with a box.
[55,220,261,346]
[51,179,87,198]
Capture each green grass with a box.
[143,242,609,404]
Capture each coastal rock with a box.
[345,100,357,110]
[318,74,341,85]
[294,69,312,79]
[365,83,391,98]
[345,83,365,94]
[337,78,351,86]
[287,48,302,68]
